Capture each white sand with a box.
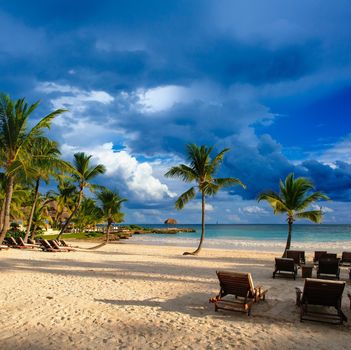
[0,241,350,350]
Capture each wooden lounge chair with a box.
[286,250,305,266]
[17,237,40,249]
[340,252,351,265]
[211,271,268,316]
[60,239,71,247]
[313,251,327,264]
[295,278,347,324]
[40,239,61,252]
[317,258,340,280]
[49,239,76,252]
[273,258,297,279]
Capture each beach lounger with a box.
[0,244,9,250]
[60,239,71,247]
[340,252,351,265]
[286,250,305,266]
[211,271,268,316]
[17,237,40,249]
[7,236,33,249]
[313,251,327,263]
[295,278,347,324]
[49,239,76,252]
[273,258,297,279]
[40,239,61,252]
[317,258,340,280]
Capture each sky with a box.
[1,0,351,224]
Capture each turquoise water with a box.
[139,224,351,242]
[129,224,351,252]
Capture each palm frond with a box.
[175,187,196,209]
[295,210,324,223]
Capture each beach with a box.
[1,240,350,350]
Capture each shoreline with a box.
[128,235,351,254]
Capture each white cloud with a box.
[311,204,334,213]
[240,206,268,214]
[37,82,114,109]
[61,142,176,201]
[185,202,214,211]
[136,85,190,113]
[315,135,351,166]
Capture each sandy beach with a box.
[1,240,350,350]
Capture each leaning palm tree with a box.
[257,173,329,256]
[56,152,106,239]
[96,188,127,243]
[165,144,245,255]
[0,93,66,243]
[21,138,73,242]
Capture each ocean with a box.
[128,224,351,252]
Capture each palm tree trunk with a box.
[31,225,38,239]
[24,178,40,243]
[105,220,112,243]
[57,188,83,240]
[184,191,205,255]
[0,175,14,244]
[283,217,293,257]
[0,199,5,232]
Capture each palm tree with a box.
[73,198,102,233]
[47,179,78,229]
[56,152,106,239]
[22,138,72,242]
[165,144,245,255]
[257,173,329,256]
[96,188,127,243]
[0,93,66,243]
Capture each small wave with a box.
[130,235,351,253]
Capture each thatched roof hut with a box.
[164,218,177,225]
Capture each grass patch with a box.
[36,232,105,240]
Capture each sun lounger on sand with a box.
[49,239,76,252]
[17,237,40,249]
[40,239,61,252]
[7,236,35,249]
[273,257,297,279]
[295,278,347,324]
[340,252,351,265]
[313,251,327,264]
[286,250,305,266]
[0,244,9,250]
[210,271,268,316]
[317,258,340,280]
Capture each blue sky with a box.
[1,0,351,224]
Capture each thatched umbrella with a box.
[164,218,177,225]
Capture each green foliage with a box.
[257,173,329,222]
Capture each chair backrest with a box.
[275,257,295,271]
[286,250,303,265]
[28,238,36,245]
[9,237,18,246]
[324,253,337,259]
[302,278,345,307]
[314,251,327,262]
[41,239,54,249]
[60,240,69,247]
[216,271,255,298]
[49,240,61,249]
[17,237,26,246]
[341,251,351,263]
[318,258,340,274]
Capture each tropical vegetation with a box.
[0,93,125,245]
[165,143,245,255]
[257,173,329,256]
